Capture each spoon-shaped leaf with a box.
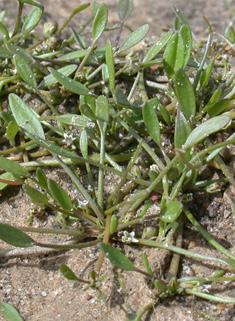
[99,242,137,271]
[9,93,45,139]
[143,101,161,145]
[6,44,35,63]
[118,0,133,22]
[174,108,191,149]
[22,7,42,33]
[42,64,77,87]
[0,156,30,177]
[183,115,232,149]
[0,301,24,321]
[160,201,182,223]
[0,223,35,247]
[179,24,192,70]
[117,24,149,54]
[143,30,173,63]
[13,54,37,88]
[92,3,108,43]
[48,179,73,212]
[96,95,109,133]
[60,264,79,281]
[48,67,90,96]
[175,68,196,119]
[105,39,115,94]
[23,185,49,206]
[163,33,184,79]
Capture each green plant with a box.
[1,0,235,320]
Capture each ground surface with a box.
[1,1,235,321]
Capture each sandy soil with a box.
[1,1,235,321]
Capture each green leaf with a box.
[118,24,149,53]
[160,201,182,223]
[183,115,232,149]
[179,24,192,69]
[92,3,108,43]
[80,103,96,121]
[96,95,109,133]
[13,54,37,88]
[105,39,115,94]
[174,108,191,149]
[5,121,19,141]
[6,44,35,63]
[50,114,91,127]
[143,30,173,63]
[0,156,30,177]
[36,168,47,187]
[22,7,42,33]
[99,243,137,271]
[207,99,229,117]
[0,223,35,247]
[143,101,161,145]
[0,172,18,190]
[175,68,196,119]
[0,47,12,58]
[114,86,131,107]
[118,0,133,22]
[200,57,215,88]
[48,67,90,96]
[0,301,24,321]
[163,33,184,79]
[48,179,73,212]
[42,64,77,87]
[23,185,49,206]
[9,93,45,139]
[60,264,79,281]
[0,21,9,43]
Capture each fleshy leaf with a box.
[118,0,133,22]
[13,54,37,88]
[23,185,49,206]
[60,264,79,281]
[42,64,77,87]
[175,68,196,119]
[92,3,108,43]
[22,7,42,33]
[105,39,115,94]
[96,95,109,133]
[0,301,24,321]
[183,115,232,149]
[160,201,182,223]
[48,67,90,96]
[99,243,136,271]
[179,24,192,70]
[0,223,35,247]
[143,101,161,145]
[118,24,149,53]
[0,156,30,177]
[48,179,73,212]
[9,93,45,139]
[143,30,173,63]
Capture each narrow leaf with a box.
[118,24,149,53]
[49,114,91,127]
[174,108,191,149]
[179,24,192,69]
[207,99,229,117]
[118,0,133,22]
[175,68,196,119]
[42,64,77,87]
[6,44,35,63]
[0,301,24,321]
[99,243,137,271]
[183,115,232,149]
[0,223,35,247]
[96,95,109,133]
[114,86,131,107]
[105,39,115,94]
[13,54,37,88]
[60,264,79,281]
[92,3,108,43]
[160,201,182,223]
[48,67,90,96]
[0,21,9,42]
[23,185,49,206]
[48,179,73,212]
[143,30,173,63]
[143,101,161,145]
[163,33,184,79]
[0,156,30,177]
[200,56,215,88]
[0,172,18,190]
[22,7,42,33]
[9,93,45,139]
[36,168,47,187]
